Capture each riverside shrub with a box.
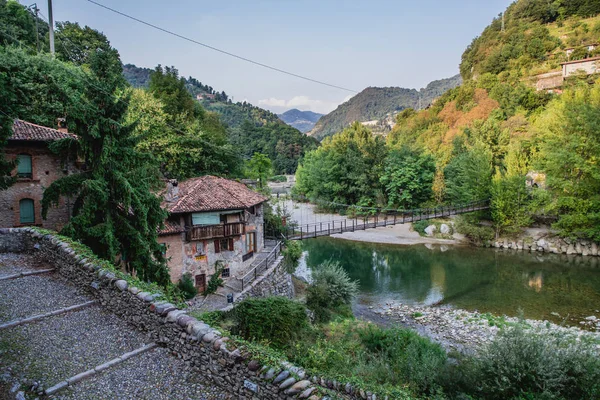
[230,297,310,349]
[306,261,358,322]
[452,325,600,399]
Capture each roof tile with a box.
[165,176,268,214]
[10,119,77,142]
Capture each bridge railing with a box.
[266,199,490,240]
[240,241,282,291]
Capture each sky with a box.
[35,0,512,115]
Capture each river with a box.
[296,237,600,327]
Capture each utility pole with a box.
[47,0,55,56]
[28,3,40,53]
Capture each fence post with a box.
[328,223,330,236]
[300,227,303,240]
[314,225,317,238]
[344,219,347,232]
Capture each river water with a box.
[297,237,600,326]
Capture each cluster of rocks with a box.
[0,228,383,400]
[424,223,451,237]
[372,302,600,353]
[489,237,600,257]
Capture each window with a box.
[247,206,256,215]
[214,238,234,253]
[221,268,230,278]
[245,232,256,254]
[16,154,32,179]
[19,199,35,224]
[192,212,220,226]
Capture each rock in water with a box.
[424,225,436,236]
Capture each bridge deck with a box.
[279,203,489,241]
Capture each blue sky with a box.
[35,0,512,114]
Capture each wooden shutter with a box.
[228,238,234,251]
[214,239,220,253]
[19,199,35,224]
[17,154,32,177]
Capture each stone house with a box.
[0,119,78,230]
[561,56,600,77]
[159,176,268,291]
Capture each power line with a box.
[84,0,358,93]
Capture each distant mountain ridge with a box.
[278,109,323,133]
[309,75,463,140]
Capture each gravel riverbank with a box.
[355,300,600,354]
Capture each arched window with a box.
[16,154,32,179]
[19,198,35,224]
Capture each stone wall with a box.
[0,228,373,400]
[231,255,295,306]
[490,236,600,257]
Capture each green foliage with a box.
[148,65,196,120]
[490,173,533,237]
[204,264,224,295]
[268,175,287,182]
[0,0,48,50]
[451,325,600,399]
[380,146,435,209]
[282,240,302,274]
[177,273,198,300]
[229,297,310,349]
[411,220,430,236]
[40,49,171,286]
[536,83,600,240]
[454,215,495,244]
[306,261,358,323]
[444,140,493,204]
[295,122,387,207]
[55,21,117,66]
[245,152,272,189]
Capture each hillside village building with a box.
[159,176,268,291]
[0,119,78,230]
[534,56,600,91]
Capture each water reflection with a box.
[300,237,600,324]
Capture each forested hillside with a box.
[308,75,462,141]
[122,63,316,172]
[296,0,600,243]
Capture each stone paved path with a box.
[0,253,227,399]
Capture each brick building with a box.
[159,176,268,291]
[0,120,78,230]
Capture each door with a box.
[195,273,206,293]
[246,232,256,253]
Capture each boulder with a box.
[440,224,450,235]
[592,243,599,256]
[424,225,436,237]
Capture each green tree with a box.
[536,83,600,240]
[148,65,196,121]
[246,152,272,189]
[41,48,170,285]
[444,139,493,204]
[490,172,532,237]
[0,0,47,50]
[54,21,117,66]
[380,146,435,209]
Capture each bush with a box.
[282,240,302,273]
[412,219,430,236]
[204,263,224,295]
[230,297,311,349]
[269,175,287,182]
[451,326,600,399]
[454,215,495,244]
[177,273,197,300]
[306,261,358,323]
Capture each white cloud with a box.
[258,95,349,114]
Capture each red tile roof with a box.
[10,119,78,142]
[159,220,185,236]
[165,176,268,214]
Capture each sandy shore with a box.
[330,223,467,246]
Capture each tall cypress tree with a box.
[42,48,170,285]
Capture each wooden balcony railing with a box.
[187,222,245,241]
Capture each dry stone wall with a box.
[490,236,600,257]
[0,228,375,400]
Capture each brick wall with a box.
[0,143,77,231]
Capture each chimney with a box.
[57,117,68,133]
[165,179,179,202]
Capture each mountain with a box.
[308,75,462,141]
[278,109,323,133]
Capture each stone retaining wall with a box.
[490,236,600,257]
[233,256,295,306]
[0,228,375,400]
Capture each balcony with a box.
[187,222,245,241]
